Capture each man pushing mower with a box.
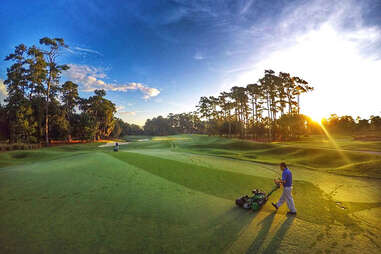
[235,162,296,214]
[272,162,297,215]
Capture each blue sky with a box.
[1,0,381,125]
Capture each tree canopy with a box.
[0,38,131,143]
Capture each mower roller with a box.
[235,183,280,211]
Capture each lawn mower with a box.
[235,183,280,211]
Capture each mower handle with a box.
[266,184,280,198]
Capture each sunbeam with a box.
[319,122,351,164]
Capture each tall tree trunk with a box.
[45,100,49,145]
[252,99,255,123]
[228,119,231,137]
[297,94,300,114]
[267,95,272,142]
[254,98,258,122]
[45,76,51,145]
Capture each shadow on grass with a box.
[262,215,295,254]
[245,212,276,254]
[198,207,260,253]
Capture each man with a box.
[114,142,119,152]
[272,162,297,215]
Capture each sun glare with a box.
[307,112,324,124]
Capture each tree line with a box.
[144,70,316,140]
[142,112,381,141]
[143,113,204,136]
[195,70,314,140]
[0,37,126,144]
[322,114,381,135]
[143,70,381,140]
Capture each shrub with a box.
[0,143,42,152]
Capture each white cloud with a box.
[116,105,125,112]
[239,0,254,15]
[194,52,205,60]
[222,0,381,119]
[115,105,138,122]
[64,64,160,99]
[65,46,103,57]
[0,80,8,104]
[115,105,138,121]
[118,111,136,116]
[73,47,103,56]
[117,110,149,126]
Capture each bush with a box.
[0,143,41,152]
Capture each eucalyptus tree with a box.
[230,87,248,122]
[267,70,281,121]
[370,115,381,130]
[276,73,288,116]
[80,89,116,140]
[4,38,70,143]
[208,96,220,119]
[219,91,233,136]
[0,105,9,140]
[4,44,38,142]
[293,77,313,114]
[197,96,212,121]
[279,72,297,114]
[61,81,80,140]
[259,70,279,140]
[217,92,227,119]
[37,37,69,144]
[4,44,29,98]
[61,81,79,115]
[246,83,263,123]
[229,86,249,137]
[111,118,124,138]
[168,113,178,132]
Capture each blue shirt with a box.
[282,168,293,187]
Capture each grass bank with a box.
[122,134,381,178]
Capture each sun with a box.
[307,112,325,124]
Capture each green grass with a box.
[1,135,381,253]
[280,134,381,151]
[141,134,381,178]
[122,135,152,142]
[1,150,264,253]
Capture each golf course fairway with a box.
[1,135,380,253]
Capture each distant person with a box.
[114,142,119,152]
[272,162,297,215]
